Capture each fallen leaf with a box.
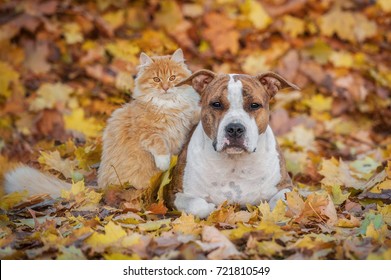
[327,185,350,206]
[319,158,366,190]
[138,219,171,232]
[259,200,289,223]
[38,150,77,179]
[30,83,73,112]
[86,221,127,249]
[64,107,103,138]
[63,23,84,44]
[0,191,29,210]
[147,201,168,215]
[172,213,202,235]
[199,226,241,260]
[320,8,377,43]
[281,15,305,37]
[203,13,239,57]
[240,0,271,30]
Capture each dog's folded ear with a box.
[175,69,216,94]
[256,72,300,98]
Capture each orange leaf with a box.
[148,201,168,215]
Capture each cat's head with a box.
[133,49,192,101]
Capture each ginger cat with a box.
[4,49,200,197]
[97,49,200,190]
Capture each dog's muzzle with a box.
[215,122,249,155]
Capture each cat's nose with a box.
[162,83,169,92]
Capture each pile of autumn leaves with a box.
[1,161,390,259]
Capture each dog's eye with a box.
[169,75,176,81]
[153,77,161,82]
[250,103,262,110]
[211,102,223,109]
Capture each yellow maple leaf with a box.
[240,0,271,30]
[64,107,103,138]
[38,150,77,179]
[286,189,305,218]
[172,213,202,235]
[303,94,333,113]
[30,82,73,112]
[282,15,305,38]
[0,190,29,210]
[105,40,140,64]
[86,221,127,248]
[258,200,289,223]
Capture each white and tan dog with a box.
[165,70,299,218]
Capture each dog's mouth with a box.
[224,146,247,155]
[213,139,249,155]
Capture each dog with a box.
[164,70,299,218]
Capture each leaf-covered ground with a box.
[1,0,391,260]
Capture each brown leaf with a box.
[202,13,239,57]
[147,201,168,215]
[36,109,66,141]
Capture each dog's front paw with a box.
[154,154,171,171]
[175,193,216,219]
[268,188,290,209]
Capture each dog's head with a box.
[176,70,299,155]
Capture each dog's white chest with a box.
[182,123,282,206]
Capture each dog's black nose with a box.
[225,123,246,138]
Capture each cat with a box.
[97,49,200,189]
[4,49,200,197]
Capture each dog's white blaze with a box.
[176,123,282,218]
[215,75,258,152]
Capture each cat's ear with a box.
[175,69,216,94]
[256,71,300,99]
[171,48,185,63]
[139,52,153,66]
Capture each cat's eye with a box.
[169,75,176,81]
[153,77,160,82]
[250,103,263,110]
[211,102,223,109]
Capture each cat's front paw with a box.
[154,154,171,171]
